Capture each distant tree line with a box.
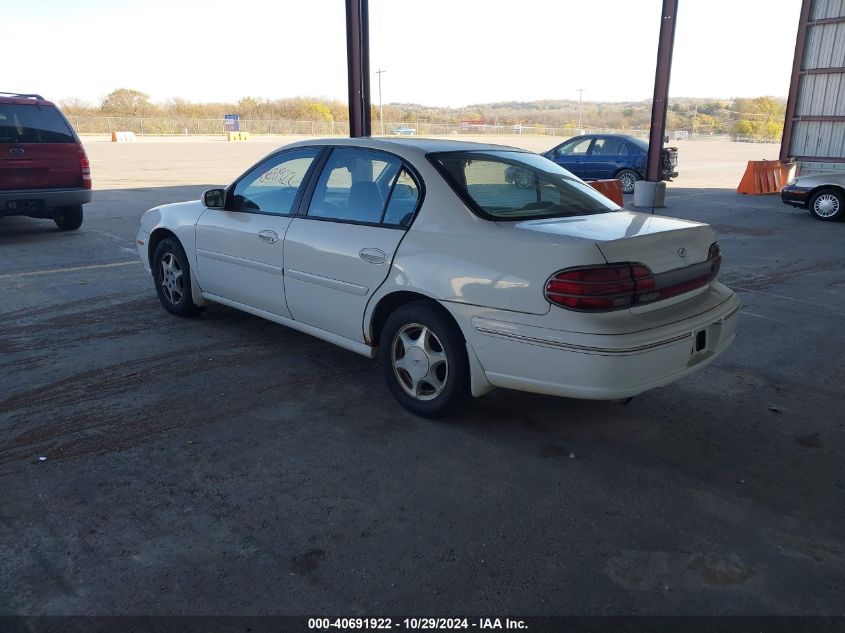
[60,89,785,138]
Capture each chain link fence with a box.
[68,116,654,139]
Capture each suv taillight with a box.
[79,146,91,189]
[545,242,722,312]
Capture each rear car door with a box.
[0,102,81,195]
[283,147,421,343]
[584,137,624,179]
[194,147,321,318]
[547,137,593,179]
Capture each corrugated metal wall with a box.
[785,0,845,172]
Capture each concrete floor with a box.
[1,138,843,615]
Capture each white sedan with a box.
[137,138,739,417]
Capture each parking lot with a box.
[1,136,844,614]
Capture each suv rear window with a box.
[0,104,76,143]
[430,150,618,220]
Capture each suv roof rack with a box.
[0,91,46,100]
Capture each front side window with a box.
[555,138,592,156]
[229,148,319,215]
[307,148,408,225]
[432,151,619,220]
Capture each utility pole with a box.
[577,88,585,130]
[376,68,386,136]
[692,102,698,138]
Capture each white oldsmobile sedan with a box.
[137,138,739,417]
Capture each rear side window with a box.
[431,150,618,220]
[591,138,622,156]
[0,104,75,143]
[308,147,418,226]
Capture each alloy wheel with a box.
[159,252,184,305]
[391,323,449,401]
[619,172,637,194]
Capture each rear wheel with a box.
[379,301,469,418]
[152,237,202,316]
[54,205,83,231]
[616,169,640,194]
[809,188,843,221]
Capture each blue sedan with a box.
[541,134,678,194]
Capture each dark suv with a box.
[0,92,92,230]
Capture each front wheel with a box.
[54,205,83,231]
[152,237,202,316]
[809,188,843,221]
[616,169,640,194]
[379,302,469,418]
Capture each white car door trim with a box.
[286,268,369,296]
[196,248,283,276]
[202,292,376,358]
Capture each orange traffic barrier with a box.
[110,131,136,142]
[589,179,624,206]
[737,160,796,195]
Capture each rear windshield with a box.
[430,150,619,220]
[0,104,76,143]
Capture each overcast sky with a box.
[8,0,802,106]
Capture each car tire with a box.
[616,169,640,195]
[379,301,469,418]
[53,205,83,231]
[809,188,843,221]
[152,237,203,317]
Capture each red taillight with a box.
[545,264,642,311]
[79,146,92,190]
[707,241,721,278]
[545,242,722,312]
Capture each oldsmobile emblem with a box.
[677,247,687,257]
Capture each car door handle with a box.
[359,248,387,264]
[258,230,279,244]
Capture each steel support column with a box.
[646,0,678,182]
[780,0,813,163]
[345,0,371,138]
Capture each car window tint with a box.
[230,148,319,215]
[383,169,420,227]
[433,151,618,220]
[0,104,75,143]
[617,143,630,158]
[592,138,622,156]
[308,148,402,224]
[557,138,591,156]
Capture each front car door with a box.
[194,147,321,317]
[283,146,422,343]
[548,137,593,179]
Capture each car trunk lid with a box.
[512,210,718,310]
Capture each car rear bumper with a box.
[0,188,92,217]
[447,290,741,400]
[780,185,811,208]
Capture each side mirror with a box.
[202,188,226,209]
